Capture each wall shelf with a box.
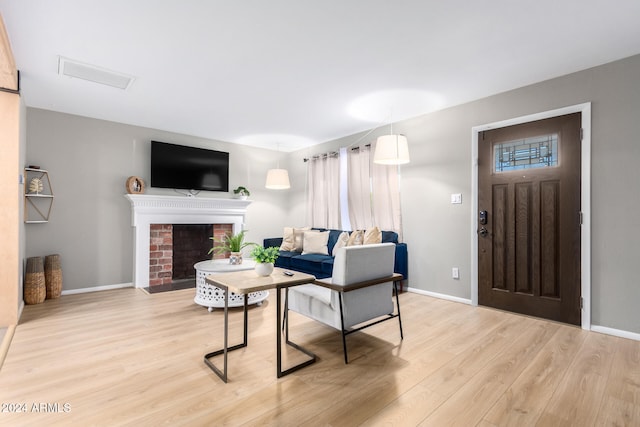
[24,168,54,223]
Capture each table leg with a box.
[277,286,317,378]
[204,286,249,383]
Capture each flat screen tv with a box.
[150,141,229,192]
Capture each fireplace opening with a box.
[147,223,233,293]
[173,224,212,280]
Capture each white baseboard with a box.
[407,287,472,305]
[406,288,639,341]
[591,325,640,342]
[61,282,134,295]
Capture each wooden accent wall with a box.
[0,14,20,326]
[0,14,18,91]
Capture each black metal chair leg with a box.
[338,292,349,364]
[394,281,404,339]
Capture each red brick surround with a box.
[148,223,233,287]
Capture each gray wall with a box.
[25,110,292,290]
[286,54,640,334]
[26,53,640,334]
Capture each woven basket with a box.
[24,256,46,305]
[45,254,63,299]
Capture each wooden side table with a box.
[203,268,317,383]
[194,259,268,311]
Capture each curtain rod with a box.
[303,151,339,162]
[303,143,372,162]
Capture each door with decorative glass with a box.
[478,113,581,325]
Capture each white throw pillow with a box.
[331,231,350,255]
[279,227,295,251]
[302,231,330,255]
[347,230,364,246]
[293,227,311,252]
[364,226,382,245]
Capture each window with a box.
[494,133,558,172]
[307,143,402,239]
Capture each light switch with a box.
[451,193,462,204]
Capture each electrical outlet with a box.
[452,267,460,279]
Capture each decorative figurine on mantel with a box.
[125,176,145,194]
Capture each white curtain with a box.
[306,153,341,229]
[347,145,373,230]
[348,143,403,239]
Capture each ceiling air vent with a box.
[58,56,135,90]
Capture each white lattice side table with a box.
[194,259,269,311]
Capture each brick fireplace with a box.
[148,223,232,288]
[125,195,251,288]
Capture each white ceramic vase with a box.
[255,262,274,276]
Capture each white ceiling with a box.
[2,1,640,152]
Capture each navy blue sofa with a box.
[263,228,408,280]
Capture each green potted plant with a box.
[209,230,255,265]
[233,186,250,200]
[250,245,280,276]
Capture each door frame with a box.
[471,103,591,330]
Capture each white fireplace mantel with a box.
[125,194,251,288]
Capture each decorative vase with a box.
[255,262,274,276]
[229,252,243,265]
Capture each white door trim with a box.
[471,103,591,330]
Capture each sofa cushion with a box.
[302,230,329,255]
[381,230,399,244]
[275,250,300,269]
[281,227,311,251]
[279,227,295,251]
[293,227,311,251]
[290,253,334,275]
[320,258,335,277]
[331,231,349,255]
[364,227,382,244]
[347,230,364,246]
[324,229,341,255]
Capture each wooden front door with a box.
[478,113,582,325]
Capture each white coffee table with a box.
[194,259,269,311]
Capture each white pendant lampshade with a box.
[374,134,410,165]
[265,168,291,189]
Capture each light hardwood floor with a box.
[0,287,638,426]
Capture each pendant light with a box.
[373,121,410,165]
[265,144,291,189]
